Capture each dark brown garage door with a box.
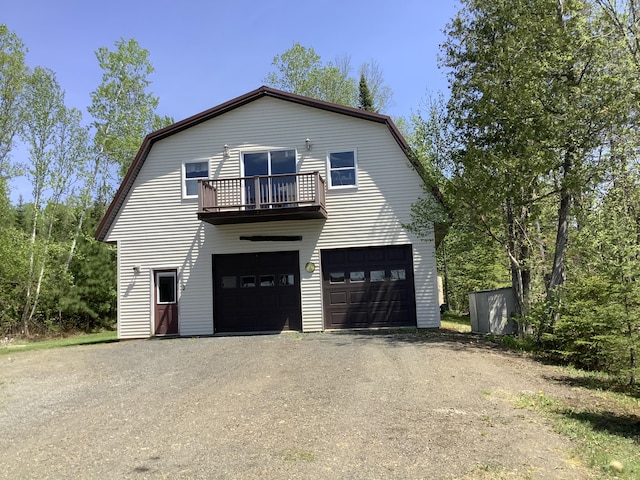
[213,251,301,333]
[321,245,416,329]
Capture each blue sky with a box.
[4,0,459,201]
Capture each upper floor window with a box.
[327,150,357,189]
[183,161,209,198]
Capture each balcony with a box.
[197,171,327,225]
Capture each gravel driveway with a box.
[0,332,592,479]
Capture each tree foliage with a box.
[265,42,393,112]
[553,158,640,383]
[359,61,393,113]
[0,25,28,177]
[405,0,640,385]
[89,37,172,180]
[438,228,511,311]
[0,28,167,336]
[433,0,634,318]
[20,66,80,332]
[358,73,375,112]
[264,42,356,106]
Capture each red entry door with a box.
[154,270,178,335]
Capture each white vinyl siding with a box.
[105,96,439,338]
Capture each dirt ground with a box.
[0,331,599,479]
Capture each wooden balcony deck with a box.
[197,171,327,225]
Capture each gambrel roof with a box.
[95,86,429,242]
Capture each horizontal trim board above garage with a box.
[239,235,303,242]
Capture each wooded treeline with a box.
[407,0,640,385]
[0,27,172,336]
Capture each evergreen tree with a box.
[14,194,25,231]
[359,61,392,113]
[0,178,28,333]
[358,73,375,112]
[556,158,640,384]
[60,203,116,331]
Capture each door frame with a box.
[151,267,180,336]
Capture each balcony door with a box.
[243,150,297,208]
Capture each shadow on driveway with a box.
[327,328,507,352]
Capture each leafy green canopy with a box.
[265,42,357,106]
[432,0,634,316]
[265,42,393,112]
[0,30,170,336]
[89,38,172,179]
[0,24,28,177]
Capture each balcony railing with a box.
[197,171,327,225]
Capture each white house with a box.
[95,86,441,339]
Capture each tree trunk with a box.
[519,202,531,315]
[20,192,40,335]
[548,195,571,293]
[546,147,574,334]
[27,209,56,325]
[549,150,574,294]
[506,198,525,315]
[65,143,105,272]
[65,189,89,272]
[626,312,636,386]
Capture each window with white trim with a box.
[183,161,209,198]
[327,150,357,189]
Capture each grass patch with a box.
[515,389,640,478]
[485,333,538,352]
[0,331,118,355]
[555,366,640,399]
[440,311,471,333]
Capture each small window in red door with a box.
[157,274,176,303]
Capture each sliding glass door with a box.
[243,150,296,208]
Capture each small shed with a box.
[469,287,518,334]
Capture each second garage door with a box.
[213,251,302,333]
[321,245,416,329]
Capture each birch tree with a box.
[265,42,357,106]
[66,38,172,270]
[20,67,69,332]
[265,43,394,112]
[0,24,28,177]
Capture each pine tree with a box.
[358,73,375,112]
[14,194,25,231]
[556,160,640,385]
